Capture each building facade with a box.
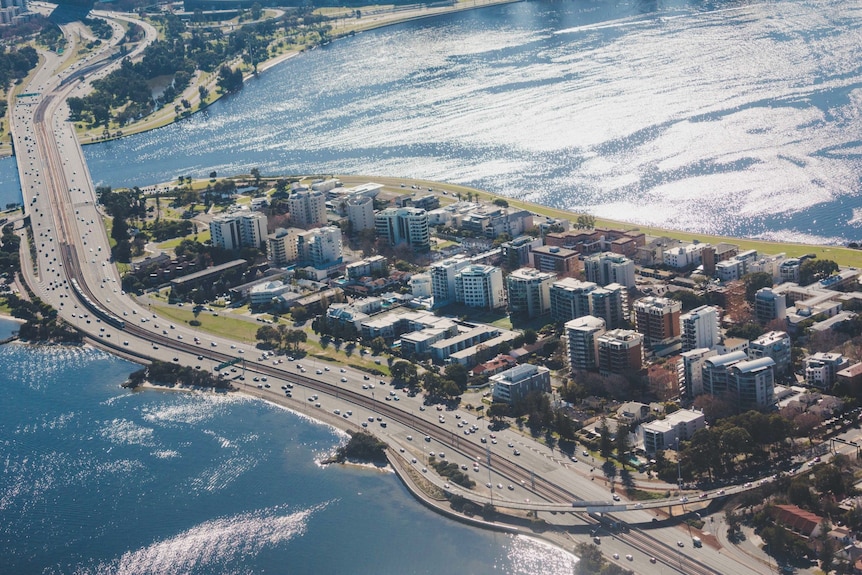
[266,227,299,266]
[529,245,581,278]
[490,364,552,405]
[728,358,776,410]
[583,252,636,288]
[288,189,328,228]
[564,315,606,371]
[634,296,682,348]
[748,331,792,377]
[345,195,375,232]
[597,329,643,374]
[375,207,430,252]
[210,211,268,251]
[754,287,787,324]
[430,255,472,306]
[297,226,343,269]
[680,305,721,352]
[454,264,505,310]
[506,267,556,317]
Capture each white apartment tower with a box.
[564,315,606,372]
[375,207,430,252]
[430,254,472,307]
[454,264,505,310]
[680,305,721,352]
[266,228,300,266]
[288,189,328,228]
[583,252,636,288]
[210,211,268,251]
[346,195,375,232]
[297,226,343,269]
[506,267,556,317]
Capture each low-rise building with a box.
[805,352,850,389]
[491,364,552,405]
[529,245,580,278]
[641,409,706,454]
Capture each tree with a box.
[743,272,774,302]
[799,259,839,286]
[390,360,417,386]
[250,167,261,185]
[444,363,469,391]
[599,418,613,459]
[614,425,631,468]
[369,336,387,355]
[523,329,538,345]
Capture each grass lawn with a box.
[157,230,210,250]
[151,304,260,343]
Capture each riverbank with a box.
[330,174,862,268]
[67,0,523,147]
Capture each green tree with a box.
[743,271,774,302]
[390,360,417,386]
[799,259,839,286]
[369,336,387,355]
[614,425,631,468]
[444,363,469,391]
[599,418,613,459]
[523,329,538,345]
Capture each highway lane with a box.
[7,13,778,575]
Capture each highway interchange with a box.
[5,10,811,575]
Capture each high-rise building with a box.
[500,235,543,269]
[506,267,556,317]
[529,245,581,278]
[754,287,786,324]
[748,331,791,377]
[590,284,628,330]
[454,264,505,310]
[679,347,718,399]
[210,211,268,251]
[597,329,643,374]
[266,227,300,266]
[549,278,628,328]
[634,296,682,348]
[680,305,721,352]
[728,358,776,410]
[583,252,636,288]
[288,189,328,228]
[345,195,375,233]
[297,226,343,269]
[564,315,606,372]
[549,278,596,321]
[701,350,748,397]
[430,255,472,307]
[375,207,430,252]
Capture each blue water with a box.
[34,0,861,245]
[0,344,575,574]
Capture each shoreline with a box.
[132,377,580,560]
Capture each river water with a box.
[0,344,575,574]
[71,0,862,245]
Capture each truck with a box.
[692,536,702,548]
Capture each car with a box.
[612,553,619,560]
[172,357,179,362]
[513,449,520,456]
[718,489,726,495]
[461,464,468,470]
[425,436,431,442]
[625,555,633,561]
[368,417,375,422]
[677,541,684,547]
[480,437,487,443]
[341,377,347,383]
[650,557,656,564]
[334,409,341,415]
[634,503,644,509]
[680,496,689,503]
[362,422,368,427]
[497,483,503,489]
[508,484,514,490]
[316,369,323,375]
[340,368,346,373]
[406,435,412,441]
[612,494,621,501]
[486,482,492,488]
[582,450,589,456]
[324,366,330,371]
[744,482,752,488]
[508,442,514,448]
[411,458,417,463]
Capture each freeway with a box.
[6,11,777,575]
